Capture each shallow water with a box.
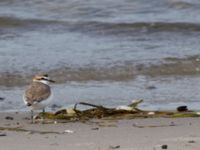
[1,0,200,111]
[2,76,200,112]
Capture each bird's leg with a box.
[42,108,45,124]
[30,110,34,123]
[42,108,45,117]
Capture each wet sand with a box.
[0,112,200,150]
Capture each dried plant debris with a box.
[132,123,177,128]
[36,100,200,122]
[0,126,62,134]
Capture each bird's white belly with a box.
[23,93,53,110]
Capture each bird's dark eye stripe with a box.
[43,74,48,77]
[41,78,48,81]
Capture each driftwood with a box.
[39,100,200,121]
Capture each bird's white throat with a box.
[33,79,50,85]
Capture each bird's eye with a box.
[41,77,47,81]
[43,74,48,77]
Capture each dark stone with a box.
[177,106,188,112]
[5,116,14,120]
[91,127,99,130]
[146,85,156,90]
[188,140,195,143]
[0,97,5,101]
[161,145,168,149]
[109,145,120,149]
[0,133,6,136]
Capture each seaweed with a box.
[37,100,200,122]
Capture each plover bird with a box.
[23,74,55,122]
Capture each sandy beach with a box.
[0,112,200,150]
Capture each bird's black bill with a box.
[48,79,55,83]
[41,77,55,83]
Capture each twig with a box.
[74,102,106,111]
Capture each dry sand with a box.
[0,112,200,150]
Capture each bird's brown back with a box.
[24,82,51,104]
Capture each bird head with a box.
[33,74,55,85]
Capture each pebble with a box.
[109,145,120,149]
[146,86,156,90]
[0,97,5,101]
[98,145,120,150]
[0,133,7,136]
[91,127,99,130]
[188,140,195,143]
[5,116,14,120]
[161,144,168,149]
[176,106,188,112]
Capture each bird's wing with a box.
[24,82,51,105]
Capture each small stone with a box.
[5,116,14,120]
[188,140,195,143]
[170,122,176,126]
[161,145,168,149]
[0,133,6,136]
[146,86,156,90]
[177,106,188,112]
[109,145,120,149]
[0,97,5,101]
[91,127,99,130]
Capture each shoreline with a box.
[1,112,200,150]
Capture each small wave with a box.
[0,66,138,87]
[0,55,200,87]
[1,16,200,34]
[0,16,62,30]
[168,1,200,9]
[75,21,200,35]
